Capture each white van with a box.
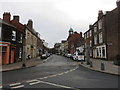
[73,47,85,61]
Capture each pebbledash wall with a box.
[84,1,120,61]
[25,24,37,59]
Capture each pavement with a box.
[79,58,120,76]
[0,56,120,76]
[0,56,49,72]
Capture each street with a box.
[2,55,119,89]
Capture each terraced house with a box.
[0,12,25,64]
[25,19,38,59]
[84,0,120,61]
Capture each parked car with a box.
[66,53,73,58]
[73,52,85,61]
[46,53,51,57]
[41,54,47,59]
[72,54,77,61]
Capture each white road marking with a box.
[57,73,64,75]
[38,66,79,80]
[9,83,25,89]
[29,81,41,86]
[7,64,79,89]
[26,79,39,83]
[39,80,72,89]
[11,85,24,89]
[9,83,21,86]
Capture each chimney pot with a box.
[98,10,103,19]
[27,19,33,29]
[3,12,11,23]
[80,32,82,37]
[116,0,120,7]
[13,15,19,22]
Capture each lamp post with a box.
[22,33,26,67]
[86,45,90,65]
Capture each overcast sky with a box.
[0,0,117,48]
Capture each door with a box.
[10,47,15,63]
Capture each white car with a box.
[72,54,77,61]
[73,53,84,61]
[66,53,72,58]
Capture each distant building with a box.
[36,32,44,56]
[67,27,84,54]
[60,40,68,54]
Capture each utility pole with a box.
[22,32,26,67]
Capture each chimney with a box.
[98,10,103,19]
[117,0,120,7]
[13,15,19,22]
[89,24,93,29]
[80,32,82,37]
[27,19,33,29]
[3,12,11,23]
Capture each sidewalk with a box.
[0,56,47,72]
[79,58,120,76]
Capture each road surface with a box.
[2,55,119,90]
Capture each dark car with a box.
[41,54,47,59]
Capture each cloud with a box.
[0,0,116,48]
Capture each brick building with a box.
[84,25,93,58]
[67,27,84,54]
[84,0,120,61]
[1,12,25,64]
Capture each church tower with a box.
[69,27,74,36]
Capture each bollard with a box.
[81,60,83,64]
[90,61,93,67]
[86,61,90,65]
[101,63,105,70]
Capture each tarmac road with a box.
[2,55,119,90]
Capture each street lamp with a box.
[86,45,90,65]
[22,33,26,67]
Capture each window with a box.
[90,30,92,37]
[99,48,101,57]
[90,40,92,47]
[94,35,97,45]
[19,34,23,43]
[97,48,99,57]
[84,34,86,39]
[87,32,89,38]
[2,46,6,52]
[102,47,105,57]
[19,48,22,58]
[94,24,97,32]
[99,32,103,43]
[12,31,16,41]
[98,20,102,30]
